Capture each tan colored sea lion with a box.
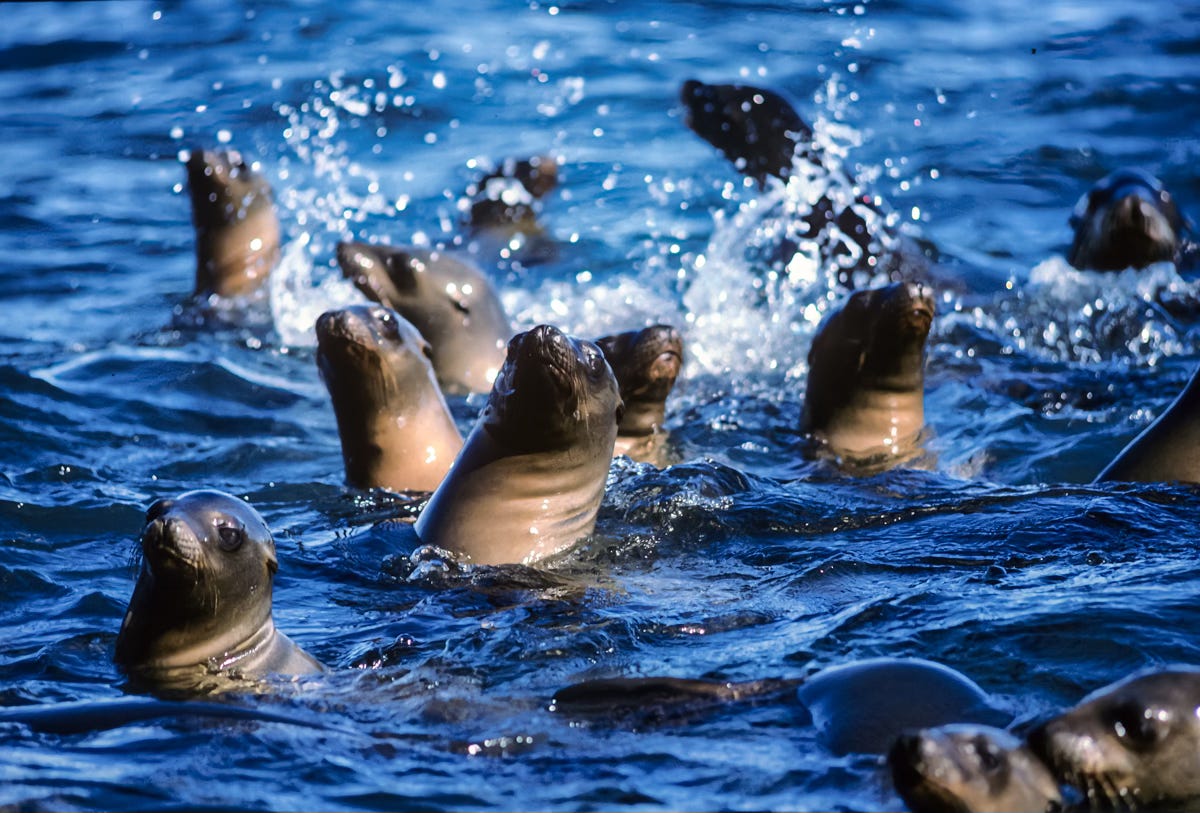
[1095,363,1200,483]
[335,241,511,395]
[185,148,280,298]
[114,490,323,695]
[1028,666,1200,810]
[595,324,684,465]
[414,325,622,565]
[801,281,934,470]
[315,305,463,493]
[889,724,1063,813]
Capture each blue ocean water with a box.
[2,0,1200,809]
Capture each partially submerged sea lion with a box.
[414,325,623,565]
[1095,363,1200,484]
[315,305,463,493]
[797,658,1009,757]
[335,241,511,395]
[185,148,280,298]
[595,324,684,464]
[801,281,935,470]
[114,490,323,694]
[1068,168,1195,272]
[550,658,1007,757]
[1028,666,1200,810]
[889,724,1063,813]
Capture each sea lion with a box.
[595,324,684,464]
[1027,666,1200,809]
[801,281,935,470]
[335,241,511,395]
[1095,362,1200,484]
[1067,168,1195,271]
[315,305,463,493]
[549,658,1008,757]
[185,148,280,298]
[0,697,329,735]
[889,724,1063,813]
[680,79,817,187]
[464,155,559,237]
[414,324,623,565]
[680,79,931,286]
[797,658,1010,757]
[114,490,323,694]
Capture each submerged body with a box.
[550,658,1007,758]
[1068,168,1194,271]
[315,305,462,493]
[114,490,323,695]
[595,324,684,465]
[414,325,623,565]
[889,724,1062,813]
[801,281,934,470]
[1028,666,1200,810]
[185,148,280,298]
[336,241,511,394]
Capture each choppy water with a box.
[3,1,1200,810]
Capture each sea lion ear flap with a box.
[263,533,279,576]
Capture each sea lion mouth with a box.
[141,516,205,577]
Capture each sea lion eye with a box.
[216,522,244,552]
[973,737,1004,775]
[1109,700,1170,751]
[421,342,434,361]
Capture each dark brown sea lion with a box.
[889,724,1063,813]
[114,490,323,695]
[1068,168,1195,272]
[1095,363,1200,484]
[414,325,622,565]
[550,658,1008,757]
[185,148,280,298]
[1028,666,1200,810]
[315,305,463,493]
[679,78,931,286]
[595,324,684,464]
[801,281,935,470]
[335,241,511,395]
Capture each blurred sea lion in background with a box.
[1067,168,1196,272]
[315,305,462,493]
[186,148,280,298]
[679,79,931,285]
[336,241,511,394]
[460,154,560,265]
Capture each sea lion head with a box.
[679,79,816,186]
[315,305,461,492]
[466,155,559,233]
[335,241,510,394]
[595,325,683,436]
[483,324,623,453]
[1067,168,1186,271]
[802,281,935,427]
[315,304,436,413]
[114,490,277,673]
[1027,667,1200,809]
[889,724,1063,813]
[185,148,280,298]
